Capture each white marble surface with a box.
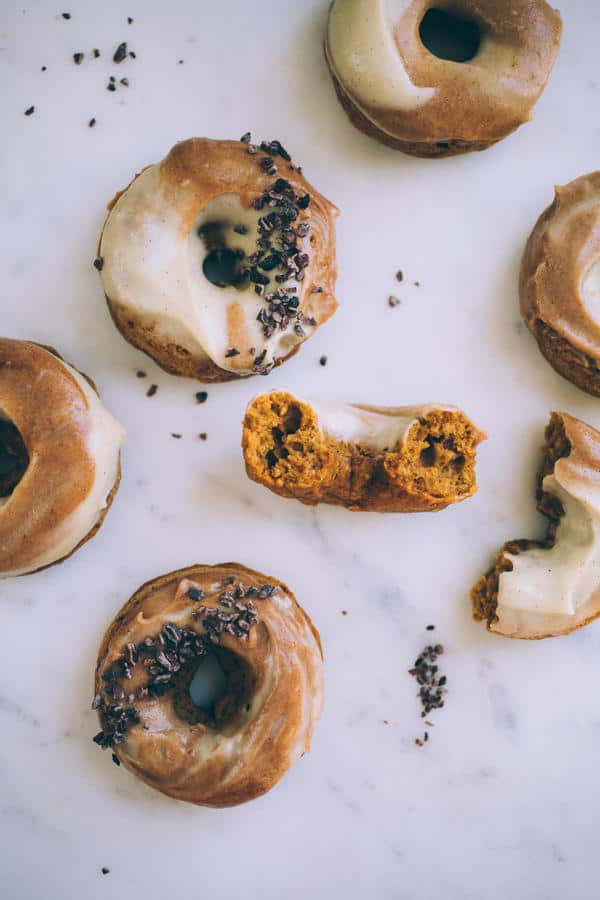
[1,2,600,898]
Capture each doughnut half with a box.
[0,339,124,577]
[472,413,600,639]
[93,563,324,807]
[242,391,486,512]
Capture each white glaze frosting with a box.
[4,361,125,578]
[309,400,448,452]
[582,257,600,323]
[100,171,316,374]
[327,0,435,112]
[498,473,600,618]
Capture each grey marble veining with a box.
[2,1,600,898]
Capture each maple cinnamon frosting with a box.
[93,564,323,807]
[520,172,600,397]
[98,136,339,382]
[0,339,124,577]
[242,391,486,512]
[325,0,562,158]
[472,413,600,640]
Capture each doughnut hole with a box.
[0,415,29,500]
[243,392,335,491]
[171,647,255,731]
[383,410,480,500]
[419,8,481,63]
[471,414,570,625]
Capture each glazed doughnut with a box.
[0,339,124,577]
[242,391,486,512]
[92,564,323,807]
[98,136,339,382]
[325,0,562,158]
[520,172,600,397]
[472,413,600,640]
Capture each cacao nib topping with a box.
[92,578,267,753]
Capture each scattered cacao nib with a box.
[319,355,328,366]
[106,82,116,92]
[93,257,104,271]
[24,106,35,116]
[396,270,403,282]
[388,295,401,308]
[41,65,47,71]
[93,48,100,58]
[225,347,240,358]
[120,78,129,87]
[199,433,207,441]
[111,753,120,766]
[146,384,158,397]
[187,587,204,601]
[409,642,447,744]
[136,370,147,378]
[171,433,182,439]
[113,42,128,63]
[61,12,71,19]
[426,624,435,631]
[341,610,348,616]
[127,16,134,24]
[101,868,110,875]
[414,281,420,287]
[195,391,208,404]
[240,132,251,143]
[73,52,84,64]
[178,59,184,64]
[88,117,96,127]
[129,50,136,58]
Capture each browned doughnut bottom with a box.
[327,59,494,160]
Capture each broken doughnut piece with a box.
[242,391,485,512]
[472,412,600,639]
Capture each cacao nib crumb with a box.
[93,257,104,271]
[388,295,401,308]
[113,42,128,63]
[73,52,84,64]
[240,132,251,143]
[426,624,435,631]
[146,384,158,397]
[396,270,404,282]
[120,78,129,87]
[101,868,110,875]
[107,82,116,92]
[93,48,100,58]
[24,106,35,116]
[408,642,447,745]
[171,433,182,440]
[319,355,328,366]
[61,12,71,19]
[199,433,207,441]
[136,370,147,378]
[195,391,208,404]
[225,347,240,358]
[41,65,47,71]
[127,16,134,24]
[129,50,136,58]
[88,117,96,127]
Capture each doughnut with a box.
[472,413,600,640]
[98,136,339,382]
[325,0,562,158]
[520,172,600,397]
[92,563,324,807]
[242,391,486,512]
[0,339,124,577]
